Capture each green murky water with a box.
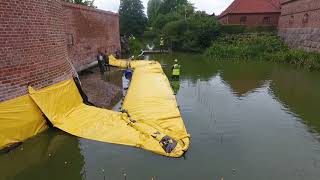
[1,53,320,180]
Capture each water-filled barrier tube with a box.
[0,57,190,157]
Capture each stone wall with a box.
[278,0,320,51]
[63,2,120,71]
[0,0,74,102]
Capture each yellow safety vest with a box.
[160,40,164,46]
[172,64,180,76]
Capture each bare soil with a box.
[79,67,123,109]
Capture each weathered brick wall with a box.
[62,2,121,71]
[278,0,320,51]
[0,0,74,102]
[221,13,280,27]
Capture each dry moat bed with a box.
[79,66,123,109]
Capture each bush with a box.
[220,25,246,34]
[162,12,220,52]
[128,38,144,57]
[152,13,182,30]
[247,26,277,33]
[205,33,287,59]
[143,30,157,40]
[205,33,320,71]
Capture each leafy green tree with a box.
[64,0,96,7]
[152,12,182,30]
[159,0,194,15]
[163,12,220,51]
[119,0,148,37]
[147,0,162,24]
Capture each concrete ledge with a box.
[77,61,98,73]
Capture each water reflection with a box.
[171,80,180,95]
[0,129,84,180]
[270,66,320,134]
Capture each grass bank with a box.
[205,33,320,71]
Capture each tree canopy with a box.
[146,0,220,52]
[64,0,96,7]
[147,0,162,24]
[119,0,148,37]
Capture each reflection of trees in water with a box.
[0,129,84,180]
[270,67,320,134]
[220,61,273,97]
[152,52,320,135]
[152,53,220,82]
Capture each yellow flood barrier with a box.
[0,57,190,157]
[28,58,190,157]
[0,95,48,149]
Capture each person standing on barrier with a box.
[104,50,110,72]
[97,50,106,74]
[171,59,180,80]
[160,37,165,53]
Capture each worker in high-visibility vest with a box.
[160,37,165,52]
[171,59,180,80]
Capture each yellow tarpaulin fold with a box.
[0,95,48,149]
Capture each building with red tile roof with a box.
[218,0,281,28]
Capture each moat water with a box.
[1,53,320,180]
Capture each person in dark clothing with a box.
[104,51,110,72]
[115,49,121,59]
[97,50,106,74]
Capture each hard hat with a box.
[174,59,178,62]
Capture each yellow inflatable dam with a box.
[0,58,190,157]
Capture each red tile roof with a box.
[219,0,281,18]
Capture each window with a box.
[303,13,309,25]
[263,17,272,24]
[289,15,294,25]
[240,16,247,24]
[67,33,74,46]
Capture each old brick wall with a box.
[226,13,280,27]
[62,2,121,71]
[278,0,320,51]
[0,0,74,102]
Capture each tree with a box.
[147,0,162,24]
[158,0,189,15]
[163,12,220,52]
[64,0,96,7]
[119,0,148,37]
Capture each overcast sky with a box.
[94,0,233,15]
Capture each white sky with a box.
[95,0,233,15]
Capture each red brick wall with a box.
[62,2,121,71]
[278,0,320,51]
[0,0,74,102]
[279,0,320,28]
[219,13,280,27]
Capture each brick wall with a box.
[220,13,280,27]
[0,0,74,102]
[62,2,121,71]
[0,1,121,102]
[278,0,320,51]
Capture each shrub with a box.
[128,38,144,57]
[163,12,220,52]
[220,25,246,34]
[205,33,320,71]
